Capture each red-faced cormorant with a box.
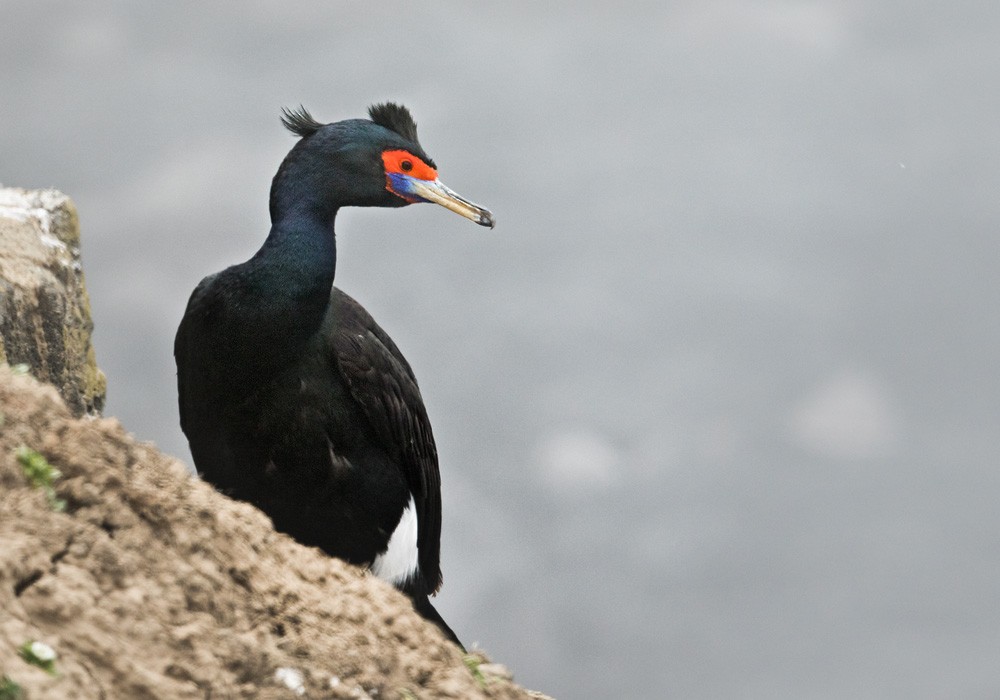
[174,103,494,647]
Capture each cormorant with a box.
[174,103,493,647]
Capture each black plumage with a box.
[174,103,493,647]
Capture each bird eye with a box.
[400,160,413,172]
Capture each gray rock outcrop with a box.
[0,187,106,416]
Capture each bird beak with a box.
[396,176,495,229]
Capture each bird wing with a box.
[328,288,443,593]
[174,272,218,438]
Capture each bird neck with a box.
[262,207,338,301]
[237,211,339,372]
[260,209,338,278]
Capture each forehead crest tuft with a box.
[280,105,324,138]
[368,102,421,145]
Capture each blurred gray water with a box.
[3,3,999,698]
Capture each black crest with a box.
[368,102,420,145]
[281,105,324,138]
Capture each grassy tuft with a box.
[17,640,58,676]
[463,654,488,688]
[0,676,23,700]
[16,447,67,512]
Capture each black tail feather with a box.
[412,594,464,651]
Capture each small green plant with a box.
[16,447,66,512]
[0,675,23,700]
[463,654,487,689]
[398,689,418,700]
[18,640,58,676]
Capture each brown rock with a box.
[0,366,548,699]
[0,187,106,416]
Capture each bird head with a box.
[272,103,494,228]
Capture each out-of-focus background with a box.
[3,3,998,698]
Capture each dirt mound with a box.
[0,365,546,699]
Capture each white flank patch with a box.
[371,495,419,585]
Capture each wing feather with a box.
[328,288,443,593]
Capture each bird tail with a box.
[412,594,464,651]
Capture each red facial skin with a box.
[381,150,438,202]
